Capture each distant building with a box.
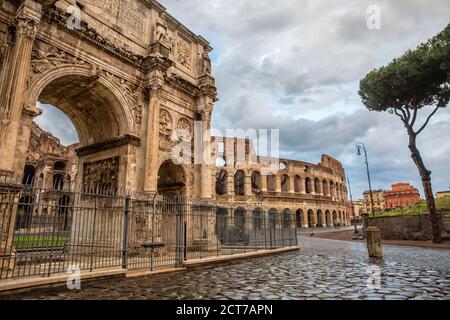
[363,189,385,213]
[385,183,421,209]
[348,199,364,217]
[436,190,450,199]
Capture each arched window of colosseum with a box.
[234,170,246,196]
[251,171,262,193]
[269,208,278,229]
[53,174,64,190]
[296,209,304,228]
[282,209,292,228]
[305,178,312,194]
[22,165,36,185]
[317,210,324,227]
[294,176,301,193]
[279,161,288,170]
[322,180,329,195]
[54,161,66,171]
[216,170,228,196]
[234,207,246,231]
[330,182,335,197]
[252,208,263,230]
[216,208,228,242]
[314,178,321,194]
[281,175,290,192]
[307,209,315,227]
[325,210,332,226]
[267,174,276,192]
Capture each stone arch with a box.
[268,208,278,229]
[307,209,315,228]
[325,210,332,227]
[267,174,276,192]
[215,169,228,196]
[22,165,36,185]
[317,210,324,227]
[234,207,246,231]
[281,174,290,193]
[314,178,321,194]
[216,207,229,242]
[330,181,336,198]
[251,171,262,194]
[26,64,136,146]
[294,175,302,193]
[296,209,304,228]
[234,170,246,196]
[305,177,312,194]
[252,208,263,230]
[282,209,292,228]
[157,160,187,197]
[333,210,338,224]
[322,180,329,196]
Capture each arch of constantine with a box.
[0,0,350,235]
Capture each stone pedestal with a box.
[366,226,383,258]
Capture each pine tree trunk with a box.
[408,133,443,244]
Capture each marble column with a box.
[0,1,42,179]
[144,84,162,194]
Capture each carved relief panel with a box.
[82,157,120,193]
[176,37,192,70]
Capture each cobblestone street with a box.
[3,236,450,300]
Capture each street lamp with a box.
[356,142,375,216]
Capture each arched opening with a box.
[323,180,329,196]
[234,207,246,231]
[325,210,332,227]
[333,210,338,225]
[281,175,290,193]
[269,208,278,230]
[251,171,262,194]
[294,175,301,193]
[317,210,324,227]
[53,173,64,190]
[307,209,315,228]
[252,208,263,230]
[24,68,134,194]
[216,208,228,243]
[296,209,304,228]
[215,170,228,196]
[267,174,276,192]
[314,178,321,194]
[234,170,246,196]
[157,161,186,197]
[305,177,312,194]
[282,209,292,228]
[54,161,66,171]
[330,182,335,198]
[22,165,36,185]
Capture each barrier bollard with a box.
[366,226,383,258]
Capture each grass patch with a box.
[12,235,69,249]
[376,196,450,218]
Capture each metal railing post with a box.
[122,196,130,270]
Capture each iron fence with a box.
[0,182,297,280]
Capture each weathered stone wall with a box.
[366,214,447,241]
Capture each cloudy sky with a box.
[36,0,450,199]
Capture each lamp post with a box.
[356,142,375,217]
[347,176,358,234]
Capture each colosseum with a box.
[211,137,351,229]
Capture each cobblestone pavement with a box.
[3,236,450,300]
